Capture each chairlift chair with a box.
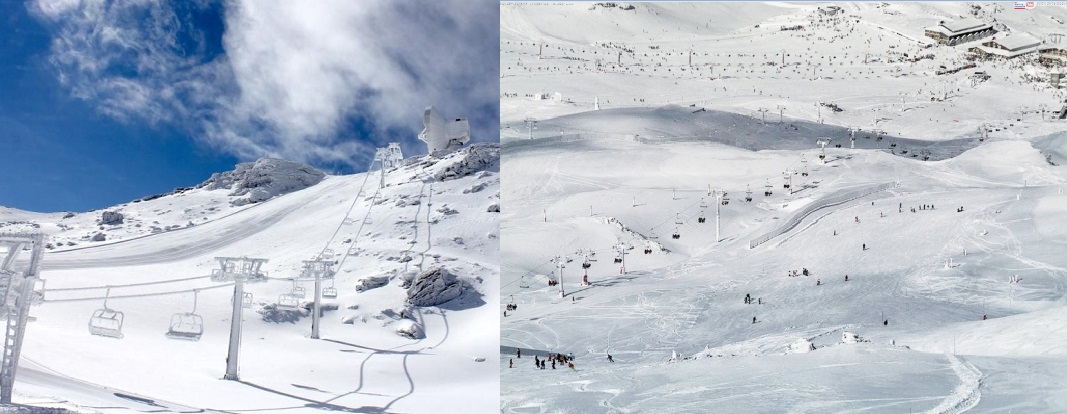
[166,290,204,341]
[672,227,681,239]
[242,292,254,308]
[277,294,301,309]
[519,275,531,289]
[88,288,124,339]
[322,278,338,299]
[290,280,306,298]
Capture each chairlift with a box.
[320,249,336,259]
[277,293,301,309]
[614,255,623,264]
[582,260,591,269]
[322,284,338,299]
[675,215,683,225]
[672,227,681,239]
[242,292,254,308]
[721,196,730,205]
[746,185,753,202]
[88,287,124,339]
[290,280,306,298]
[519,275,531,289]
[166,290,204,341]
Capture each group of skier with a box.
[509,349,576,371]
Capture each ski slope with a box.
[501,3,1067,413]
[3,144,500,413]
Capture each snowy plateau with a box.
[0,144,500,412]
[501,2,1067,413]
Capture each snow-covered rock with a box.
[406,267,468,307]
[432,144,500,181]
[789,338,816,354]
[354,276,390,292]
[395,319,425,339]
[199,158,325,206]
[98,211,124,225]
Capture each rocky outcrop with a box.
[199,158,325,206]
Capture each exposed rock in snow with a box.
[91,232,106,242]
[406,267,468,307]
[395,319,425,339]
[199,158,325,206]
[354,276,390,292]
[432,144,500,181]
[99,211,124,225]
[487,203,500,213]
[842,331,868,344]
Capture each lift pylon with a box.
[213,256,269,381]
[0,233,44,404]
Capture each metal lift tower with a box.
[212,256,269,381]
[0,233,45,404]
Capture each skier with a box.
[551,360,556,369]
[883,319,888,326]
[517,349,521,359]
[509,359,513,368]
[862,243,866,250]
[982,314,987,321]
[607,354,614,363]
[844,274,849,281]
[752,316,757,324]
[816,279,821,286]
[568,362,575,371]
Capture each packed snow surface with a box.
[501,2,1067,413]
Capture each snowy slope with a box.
[3,144,499,413]
[501,3,1067,413]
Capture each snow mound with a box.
[789,339,816,354]
[842,331,868,344]
[406,267,469,307]
[199,158,326,206]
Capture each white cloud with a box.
[27,0,499,169]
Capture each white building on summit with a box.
[418,106,470,154]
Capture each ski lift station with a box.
[419,106,470,155]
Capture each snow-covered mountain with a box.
[501,3,1067,412]
[3,143,500,412]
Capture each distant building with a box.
[1051,69,1064,89]
[818,6,842,16]
[418,106,470,155]
[970,33,1043,59]
[924,18,995,46]
[1039,46,1067,67]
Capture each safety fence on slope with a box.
[748,182,896,249]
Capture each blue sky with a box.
[1,0,499,213]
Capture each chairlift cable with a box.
[43,282,235,303]
[44,274,213,292]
